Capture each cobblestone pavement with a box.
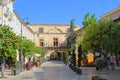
[1,61,120,80]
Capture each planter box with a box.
[11,69,19,75]
[92,76,99,80]
[72,66,76,71]
[36,61,40,67]
[76,68,82,74]
[92,76,106,80]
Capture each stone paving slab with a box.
[0,68,36,80]
[1,61,120,80]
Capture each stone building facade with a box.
[31,24,71,60]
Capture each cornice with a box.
[31,24,70,26]
[101,6,120,18]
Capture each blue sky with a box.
[14,0,120,27]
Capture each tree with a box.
[82,13,120,66]
[72,46,76,67]
[34,46,43,55]
[0,25,19,77]
[69,19,76,45]
[82,13,98,52]
[78,45,82,67]
[76,36,83,45]
[18,36,47,65]
[69,19,77,68]
[99,19,120,66]
[82,13,97,28]
[63,50,68,64]
[18,37,45,57]
[19,38,36,57]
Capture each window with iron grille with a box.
[39,28,43,33]
[53,38,58,47]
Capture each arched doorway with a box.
[50,51,62,61]
[50,52,58,60]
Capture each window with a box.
[39,39,44,46]
[10,12,12,18]
[53,38,58,47]
[39,28,43,33]
[6,7,9,14]
[67,28,70,32]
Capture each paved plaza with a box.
[1,61,120,80]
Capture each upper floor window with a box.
[39,28,43,33]
[53,38,58,47]
[39,39,44,46]
[67,28,70,32]
[9,12,12,18]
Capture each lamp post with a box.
[19,17,30,72]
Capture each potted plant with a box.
[94,57,107,70]
[92,57,107,80]
[71,47,76,71]
[8,18,12,22]
[4,13,8,17]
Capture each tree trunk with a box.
[1,64,5,78]
[115,52,119,66]
[23,56,25,70]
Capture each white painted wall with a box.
[0,0,34,41]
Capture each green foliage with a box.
[20,38,36,56]
[69,19,76,45]
[63,50,68,64]
[0,25,20,70]
[0,24,46,71]
[82,13,97,28]
[94,57,107,70]
[76,36,83,45]
[37,47,47,57]
[81,13,120,55]
[18,37,45,57]
[34,46,43,54]
[81,13,98,51]
[0,25,19,58]
[69,44,75,52]
[71,46,76,66]
[78,45,82,67]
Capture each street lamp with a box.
[0,0,9,25]
[19,17,30,72]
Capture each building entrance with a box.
[50,52,62,61]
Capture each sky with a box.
[13,0,120,27]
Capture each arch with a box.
[49,51,62,61]
[50,51,58,60]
